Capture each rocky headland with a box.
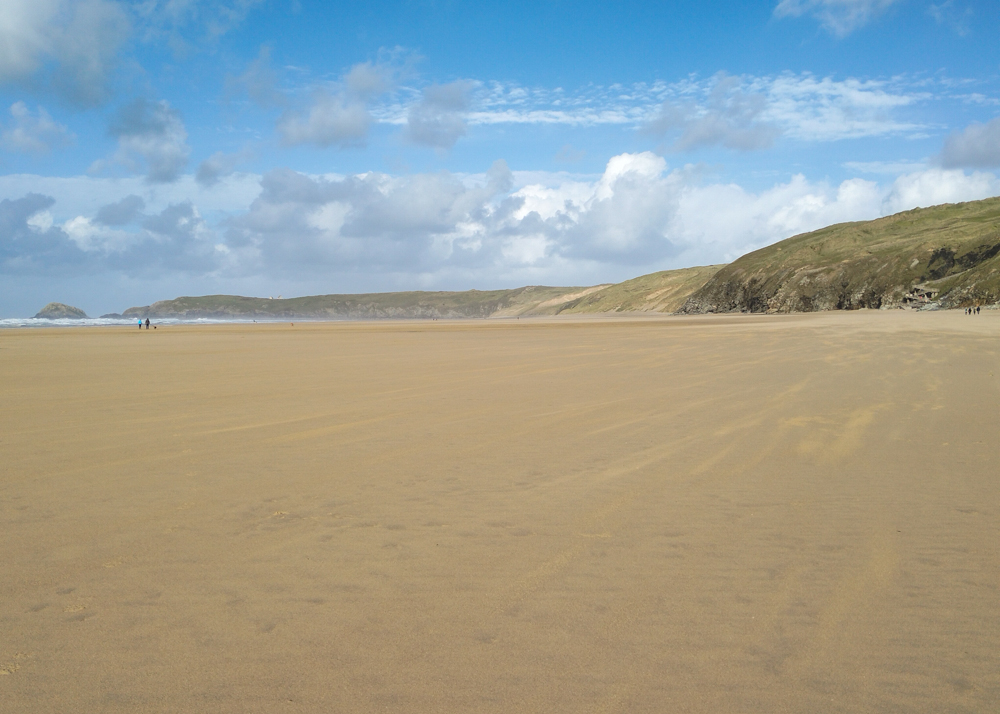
[679,196,1000,314]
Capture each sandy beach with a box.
[2,311,998,712]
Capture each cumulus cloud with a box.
[95,194,145,225]
[882,168,1000,212]
[939,117,1000,169]
[0,193,89,272]
[0,0,264,107]
[0,102,73,153]
[0,0,129,105]
[225,161,512,273]
[278,92,371,148]
[278,61,396,148]
[221,153,773,278]
[60,198,221,275]
[106,99,190,183]
[127,202,222,274]
[345,61,393,101]
[5,157,997,292]
[773,0,901,37]
[226,155,1000,283]
[406,80,476,150]
[646,75,779,151]
[196,149,252,186]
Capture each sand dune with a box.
[2,312,999,712]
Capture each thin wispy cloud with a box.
[369,72,930,146]
[773,0,902,37]
[1,102,74,153]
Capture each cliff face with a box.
[34,303,88,319]
[680,197,1000,314]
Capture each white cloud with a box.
[278,92,371,148]
[0,0,129,105]
[406,80,476,150]
[197,149,253,186]
[223,154,1000,284]
[940,117,1000,168]
[0,193,90,273]
[105,98,191,183]
[773,0,901,37]
[58,200,221,273]
[0,0,264,106]
[1,102,74,153]
[882,168,1000,212]
[95,194,145,225]
[673,175,885,263]
[277,62,397,148]
[345,61,393,100]
[3,157,997,292]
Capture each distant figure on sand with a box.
[145,318,150,329]
[138,318,142,329]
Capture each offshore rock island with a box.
[33,302,89,319]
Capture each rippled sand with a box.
[2,312,998,712]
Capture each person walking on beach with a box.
[145,318,150,330]
[138,318,142,329]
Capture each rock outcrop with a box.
[34,303,88,319]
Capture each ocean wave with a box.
[0,317,287,328]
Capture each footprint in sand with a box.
[0,654,31,675]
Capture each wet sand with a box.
[2,312,999,712]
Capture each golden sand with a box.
[2,312,998,712]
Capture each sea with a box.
[0,317,278,328]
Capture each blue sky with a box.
[2,0,1000,316]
